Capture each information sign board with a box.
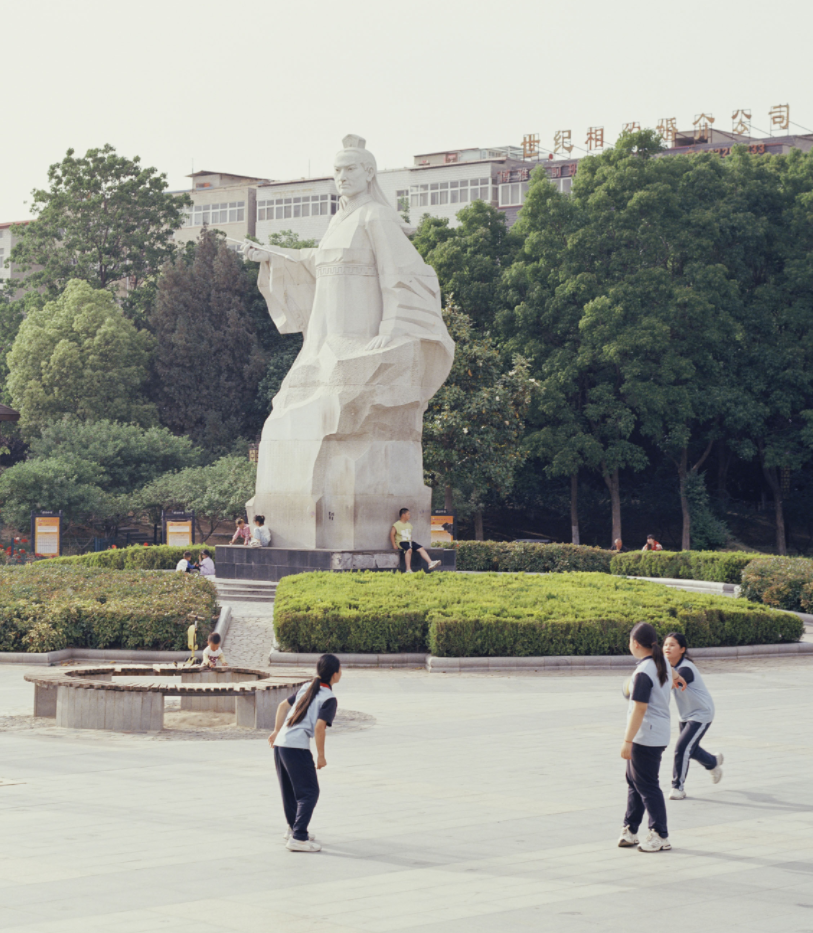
[431,511,456,544]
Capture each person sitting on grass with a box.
[175,550,196,573]
[201,632,228,668]
[390,508,441,573]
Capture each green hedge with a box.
[274,571,802,657]
[741,557,813,613]
[610,550,757,584]
[0,564,217,653]
[452,541,612,573]
[48,544,215,571]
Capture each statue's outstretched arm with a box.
[251,247,317,336]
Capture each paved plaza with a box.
[1,656,813,933]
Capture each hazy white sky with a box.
[3,0,811,221]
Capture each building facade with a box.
[172,170,269,246]
[253,144,556,244]
[0,221,29,287]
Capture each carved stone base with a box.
[214,544,455,582]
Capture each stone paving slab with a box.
[1,657,813,932]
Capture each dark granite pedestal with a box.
[215,545,456,582]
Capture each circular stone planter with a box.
[24,666,308,734]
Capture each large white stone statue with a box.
[243,135,454,550]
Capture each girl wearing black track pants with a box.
[663,632,723,800]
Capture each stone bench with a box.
[24,666,309,734]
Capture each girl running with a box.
[663,632,723,800]
[268,653,342,852]
[618,622,672,853]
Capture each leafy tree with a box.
[423,303,533,539]
[30,418,202,493]
[719,147,813,554]
[414,201,519,330]
[8,144,189,320]
[7,279,156,440]
[133,455,257,540]
[0,455,107,530]
[149,230,266,451]
[501,163,648,546]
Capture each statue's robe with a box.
[252,192,454,550]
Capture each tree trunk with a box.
[603,467,621,546]
[444,484,454,512]
[677,447,691,551]
[474,510,484,541]
[759,453,787,555]
[570,473,580,545]
[716,439,731,502]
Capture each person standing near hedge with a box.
[618,622,673,853]
[641,535,663,551]
[390,508,441,572]
[268,654,342,852]
[663,632,723,799]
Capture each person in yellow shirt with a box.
[390,508,442,573]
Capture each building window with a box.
[470,177,491,201]
[430,181,450,205]
[260,194,338,221]
[449,180,469,204]
[192,202,244,226]
[410,184,429,207]
[498,182,529,207]
[396,189,409,211]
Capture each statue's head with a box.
[334,134,376,199]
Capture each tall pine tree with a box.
[149,230,266,452]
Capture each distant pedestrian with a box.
[641,535,663,551]
[230,519,251,545]
[618,622,672,853]
[610,538,626,553]
[269,654,342,852]
[663,632,723,799]
[390,508,441,573]
[198,549,215,577]
[249,515,271,547]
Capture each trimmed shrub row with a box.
[741,557,813,613]
[610,550,757,584]
[452,541,612,574]
[49,544,215,571]
[274,571,802,657]
[0,564,217,653]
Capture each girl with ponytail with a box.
[663,632,723,800]
[268,653,342,852]
[618,622,673,853]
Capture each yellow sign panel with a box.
[431,513,455,545]
[34,516,60,556]
[166,520,193,547]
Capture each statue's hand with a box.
[364,335,392,351]
[241,243,270,263]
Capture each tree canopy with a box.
[8,144,188,319]
[148,229,267,452]
[7,279,156,440]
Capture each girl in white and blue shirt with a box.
[663,632,723,799]
[268,653,341,852]
[618,622,673,853]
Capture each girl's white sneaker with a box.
[617,826,639,847]
[286,837,322,852]
[669,788,687,800]
[638,831,671,852]
[283,827,316,841]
